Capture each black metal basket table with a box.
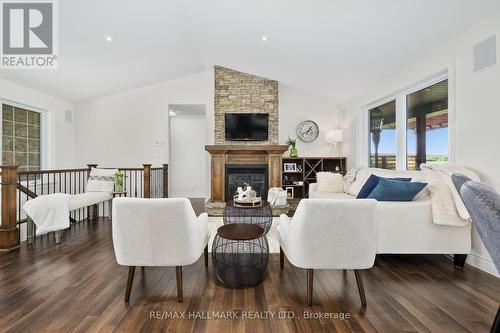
[212,200,272,287]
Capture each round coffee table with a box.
[212,223,269,288]
[223,200,273,234]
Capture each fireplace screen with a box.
[225,165,268,201]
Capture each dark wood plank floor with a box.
[1,202,499,332]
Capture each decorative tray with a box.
[233,196,262,207]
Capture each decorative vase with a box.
[115,173,125,192]
[289,146,298,157]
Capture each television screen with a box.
[225,113,269,141]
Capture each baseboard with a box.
[467,253,499,277]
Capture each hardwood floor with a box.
[1,214,499,332]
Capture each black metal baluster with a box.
[134,170,137,197]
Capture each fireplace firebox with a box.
[225,165,268,202]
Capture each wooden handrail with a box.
[17,183,37,199]
[17,168,88,175]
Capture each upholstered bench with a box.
[26,168,117,244]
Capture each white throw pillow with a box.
[343,168,359,193]
[316,172,344,193]
[86,168,118,193]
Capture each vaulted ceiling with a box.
[1,0,499,103]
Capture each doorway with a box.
[168,104,207,198]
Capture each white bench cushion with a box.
[69,192,113,211]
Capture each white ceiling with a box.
[1,0,499,104]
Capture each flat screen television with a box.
[225,113,269,141]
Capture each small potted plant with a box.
[287,137,298,157]
[115,171,126,192]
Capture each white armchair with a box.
[278,198,377,306]
[112,197,210,303]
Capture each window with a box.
[369,100,396,170]
[366,76,449,170]
[2,103,42,171]
[406,80,448,170]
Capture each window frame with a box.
[359,70,452,171]
[0,99,47,170]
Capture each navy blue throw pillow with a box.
[367,178,427,202]
[356,174,412,199]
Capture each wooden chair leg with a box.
[280,247,284,270]
[125,266,136,302]
[354,269,367,307]
[176,266,183,303]
[204,245,209,268]
[307,269,313,306]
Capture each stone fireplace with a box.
[205,145,287,204]
[225,165,268,202]
[205,66,288,215]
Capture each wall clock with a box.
[296,120,319,142]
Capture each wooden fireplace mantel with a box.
[205,145,288,154]
[205,144,288,203]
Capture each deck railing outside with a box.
[0,163,168,250]
[370,155,417,170]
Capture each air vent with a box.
[65,109,73,123]
[473,35,497,72]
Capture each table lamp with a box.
[325,129,343,156]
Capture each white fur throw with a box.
[316,172,344,193]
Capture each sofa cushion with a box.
[367,178,427,202]
[347,167,429,199]
[343,168,359,192]
[356,174,411,199]
[316,172,344,193]
[309,191,355,200]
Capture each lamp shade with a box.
[325,129,343,144]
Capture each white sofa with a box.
[309,167,472,265]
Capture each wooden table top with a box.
[217,223,265,240]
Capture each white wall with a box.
[74,70,340,197]
[279,84,340,157]
[0,77,76,168]
[169,113,207,198]
[74,71,214,170]
[339,11,500,276]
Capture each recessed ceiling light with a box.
[105,36,112,42]
[261,36,268,42]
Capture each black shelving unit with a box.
[282,157,347,199]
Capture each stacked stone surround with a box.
[214,66,278,145]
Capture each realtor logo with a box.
[1,0,58,69]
